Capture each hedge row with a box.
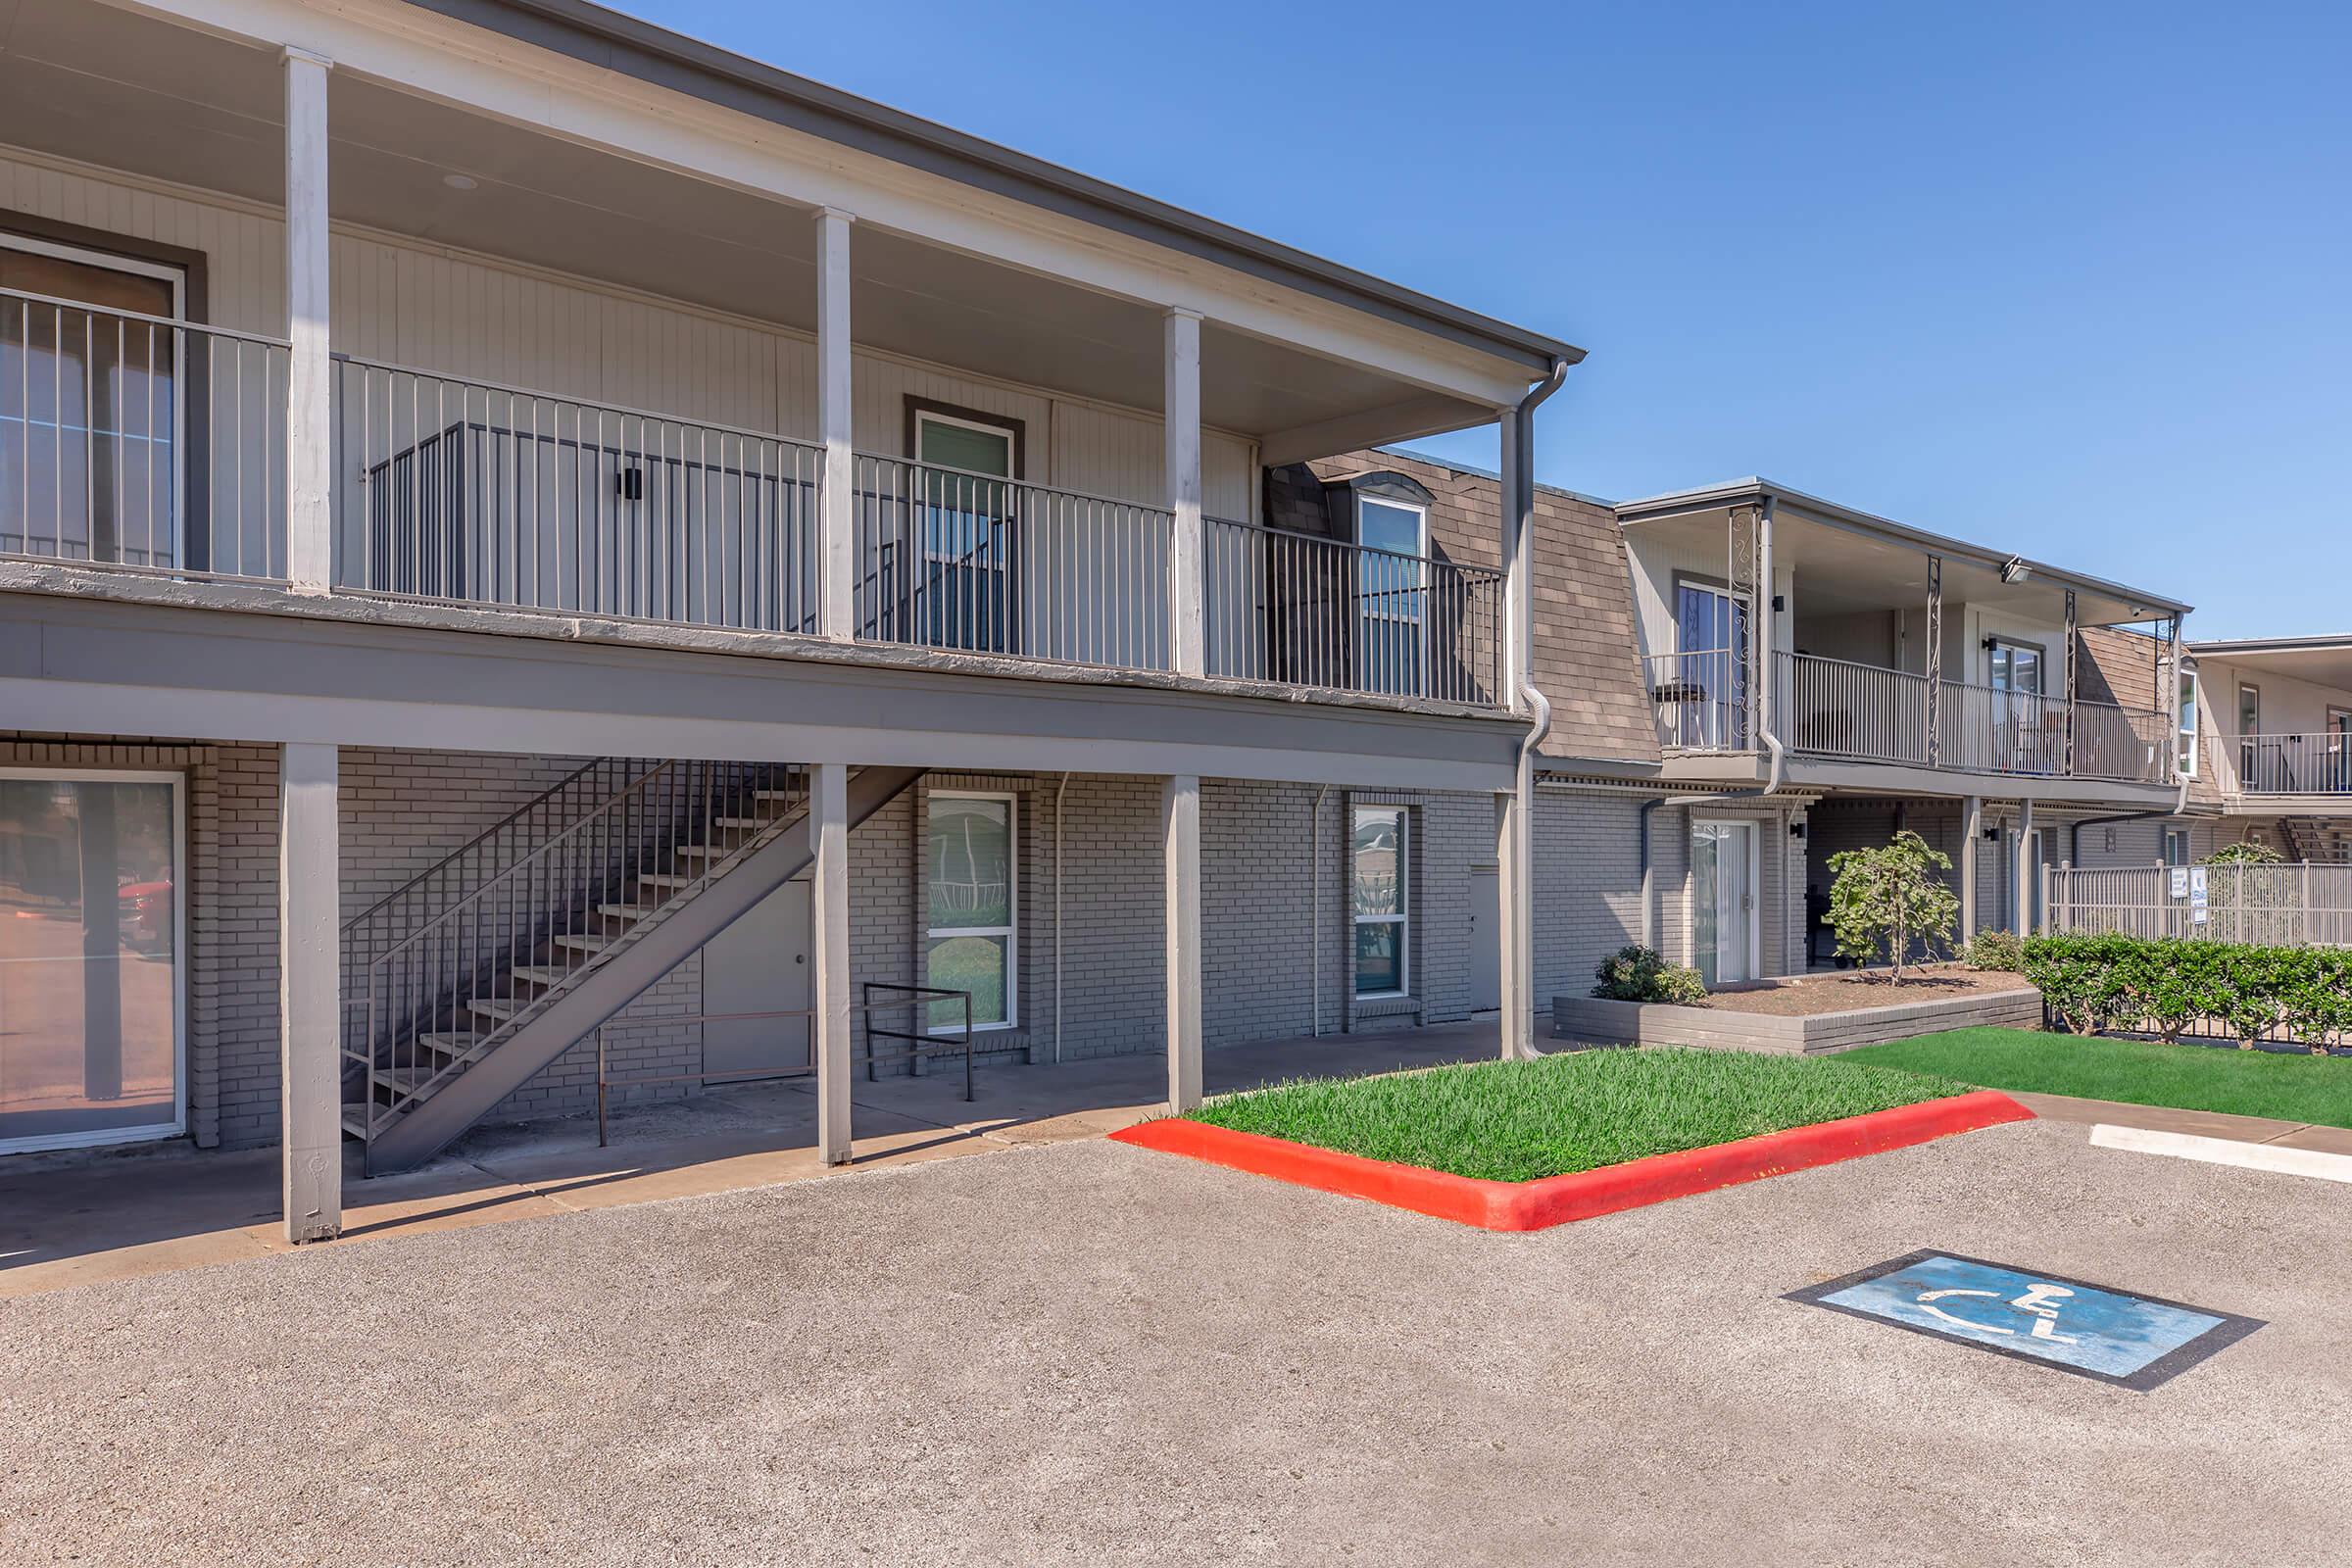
[2021,933,2352,1052]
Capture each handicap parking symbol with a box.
[1786,1250,2263,1390]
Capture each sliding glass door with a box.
[0,772,183,1152]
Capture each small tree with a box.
[1826,831,1959,982]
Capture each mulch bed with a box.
[1697,964,2030,1016]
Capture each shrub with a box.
[1592,945,1708,1004]
[2201,841,2284,865]
[2021,933,2352,1051]
[1826,831,1959,981]
[1960,929,2025,973]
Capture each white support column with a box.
[1496,784,1537,1059]
[283,48,333,594]
[1496,404,1538,1060]
[811,761,853,1163]
[1162,773,1203,1110]
[1960,795,1984,938]
[815,208,857,640]
[1164,308,1204,676]
[278,741,340,1243]
[2013,797,2035,939]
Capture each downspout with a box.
[1052,770,1069,1064]
[2068,777,2192,863]
[1504,359,1570,1059]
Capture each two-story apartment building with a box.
[1613,481,2189,976]
[0,0,1585,1240]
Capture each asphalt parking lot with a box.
[2,1117,2342,1566]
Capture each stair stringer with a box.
[364,766,924,1173]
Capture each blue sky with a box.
[629,0,2348,639]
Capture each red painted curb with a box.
[1108,1089,2035,1232]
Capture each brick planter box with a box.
[1551,985,2042,1055]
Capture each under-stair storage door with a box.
[701,875,812,1082]
[0,771,184,1153]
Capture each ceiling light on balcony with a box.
[442,172,479,191]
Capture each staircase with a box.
[341,759,922,1174]
[2278,817,2352,864]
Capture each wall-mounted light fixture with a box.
[1999,556,2033,585]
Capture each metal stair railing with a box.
[343,758,809,1141]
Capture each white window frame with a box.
[2177,666,2199,777]
[2163,827,2192,867]
[1350,804,1410,1001]
[923,787,1017,1035]
[0,766,187,1155]
[0,232,188,569]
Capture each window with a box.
[1353,496,1427,697]
[1,234,185,569]
[2238,683,2265,789]
[2177,668,2199,777]
[923,792,1015,1032]
[912,408,1017,655]
[1351,805,1408,998]
[1672,579,1751,749]
[1985,638,2044,695]
[0,771,185,1153]
[2163,828,2192,867]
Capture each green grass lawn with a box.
[1180,1047,1969,1183]
[1838,1028,2352,1130]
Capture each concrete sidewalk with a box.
[0,1019,1503,1298]
[2,1117,2343,1565]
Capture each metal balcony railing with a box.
[2217,732,2352,797]
[1652,644,2171,783]
[331,355,824,632]
[2,285,290,582]
[1644,647,1750,751]
[850,453,1174,670]
[1778,651,1931,765]
[1202,516,1502,705]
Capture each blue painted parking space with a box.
[1787,1250,2264,1390]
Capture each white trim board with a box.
[2089,1123,2352,1186]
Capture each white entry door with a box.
[1465,863,1501,1013]
[1692,819,1758,987]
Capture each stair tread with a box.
[369,1062,447,1094]
[510,963,574,986]
[551,932,615,953]
[418,1031,486,1058]
[597,903,662,919]
[635,871,700,888]
[467,997,527,1021]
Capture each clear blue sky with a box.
[629,0,2348,639]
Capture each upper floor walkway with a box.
[0,0,1578,783]
[1617,480,2190,803]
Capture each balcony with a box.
[1,310,1505,711]
[2209,733,2352,800]
[1643,648,2173,786]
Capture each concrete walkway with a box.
[3,1118,2344,1565]
[0,1019,1503,1298]
[2007,1090,2352,1154]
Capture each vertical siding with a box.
[5,153,1249,514]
